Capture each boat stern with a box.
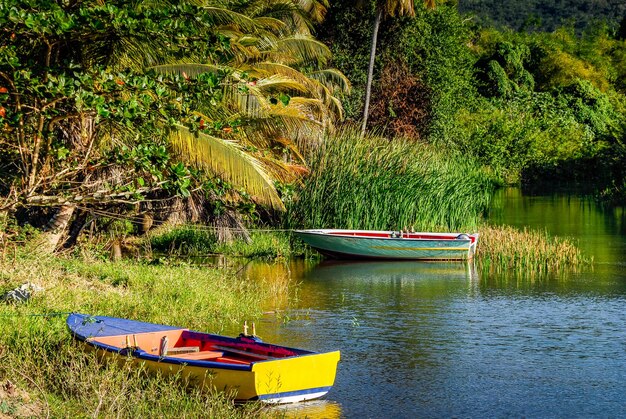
[251,350,340,403]
[468,233,480,259]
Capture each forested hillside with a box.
[458,0,626,32]
[319,2,626,201]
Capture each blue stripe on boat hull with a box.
[316,247,469,261]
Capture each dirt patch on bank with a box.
[0,380,44,418]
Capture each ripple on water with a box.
[270,270,626,418]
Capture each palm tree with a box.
[3,0,348,251]
[79,0,345,211]
[361,0,435,136]
[144,1,349,211]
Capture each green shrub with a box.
[149,226,216,255]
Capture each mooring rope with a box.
[0,311,72,318]
[76,205,295,233]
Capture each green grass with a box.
[212,231,293,259]
[148,227,295,260]
[0,224,591,417]
[286,126,495,232]
[148,225,217,255]
[0,250,292,418]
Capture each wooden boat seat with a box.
[169,350,224,360]
[165,346,200,355]
[213,345,276,360]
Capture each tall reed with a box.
[286,126,495,231]
[477,225,591,275]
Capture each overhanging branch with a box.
[23,187,163,207]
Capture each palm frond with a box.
[274,135,307,164]
[235,0,317,35]
[223,83,271,117]
[245,104,323,134]
[253,74,311,93]
[308,69,352,94]
[261,35,332,66]
[194,6,261,33]
[296,0,328,23]
[252,17,288,34]
[381,0,415,17]
[150,63,224,78]
[246,63,346,119]
[328,95,345,120]
[88,35,171,71]
[169,125,285,210]
[263,157,310,183]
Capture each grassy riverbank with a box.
[0,224,589,417]
[147,222,590,274]
[148,227,297,260]
[0,250,290,418]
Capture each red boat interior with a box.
[89,329,299,364]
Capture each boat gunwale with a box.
[67,314,329,372]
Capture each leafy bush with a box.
[149,226,216,255]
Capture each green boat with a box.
[294,229,478,261]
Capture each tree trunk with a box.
[62,210,90,249]
[36,204,76,254]
[111,239,122,261]
[361,9,383,137]
[141,212,154,234]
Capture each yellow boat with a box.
[67,313,340,403]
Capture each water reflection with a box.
[309,260,477,282]
[243,259,478,316]
[177,188,625,417]
[271,400,342,419]
[488,187,626,266]
[239,188,626,417]
[244,260,487,417]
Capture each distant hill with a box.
[458,0,626,32]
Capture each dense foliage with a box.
[458,0,626,33]
[2,0,626,250]
[318,1,626,201]
[462,27,626,187]
[0,0,346,247]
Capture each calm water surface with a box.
[242,188,626,418]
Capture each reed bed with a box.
[0,250,290,418]
[477,225,591,275]
[286,127,494,232]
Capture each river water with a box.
[241,188,626,418]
